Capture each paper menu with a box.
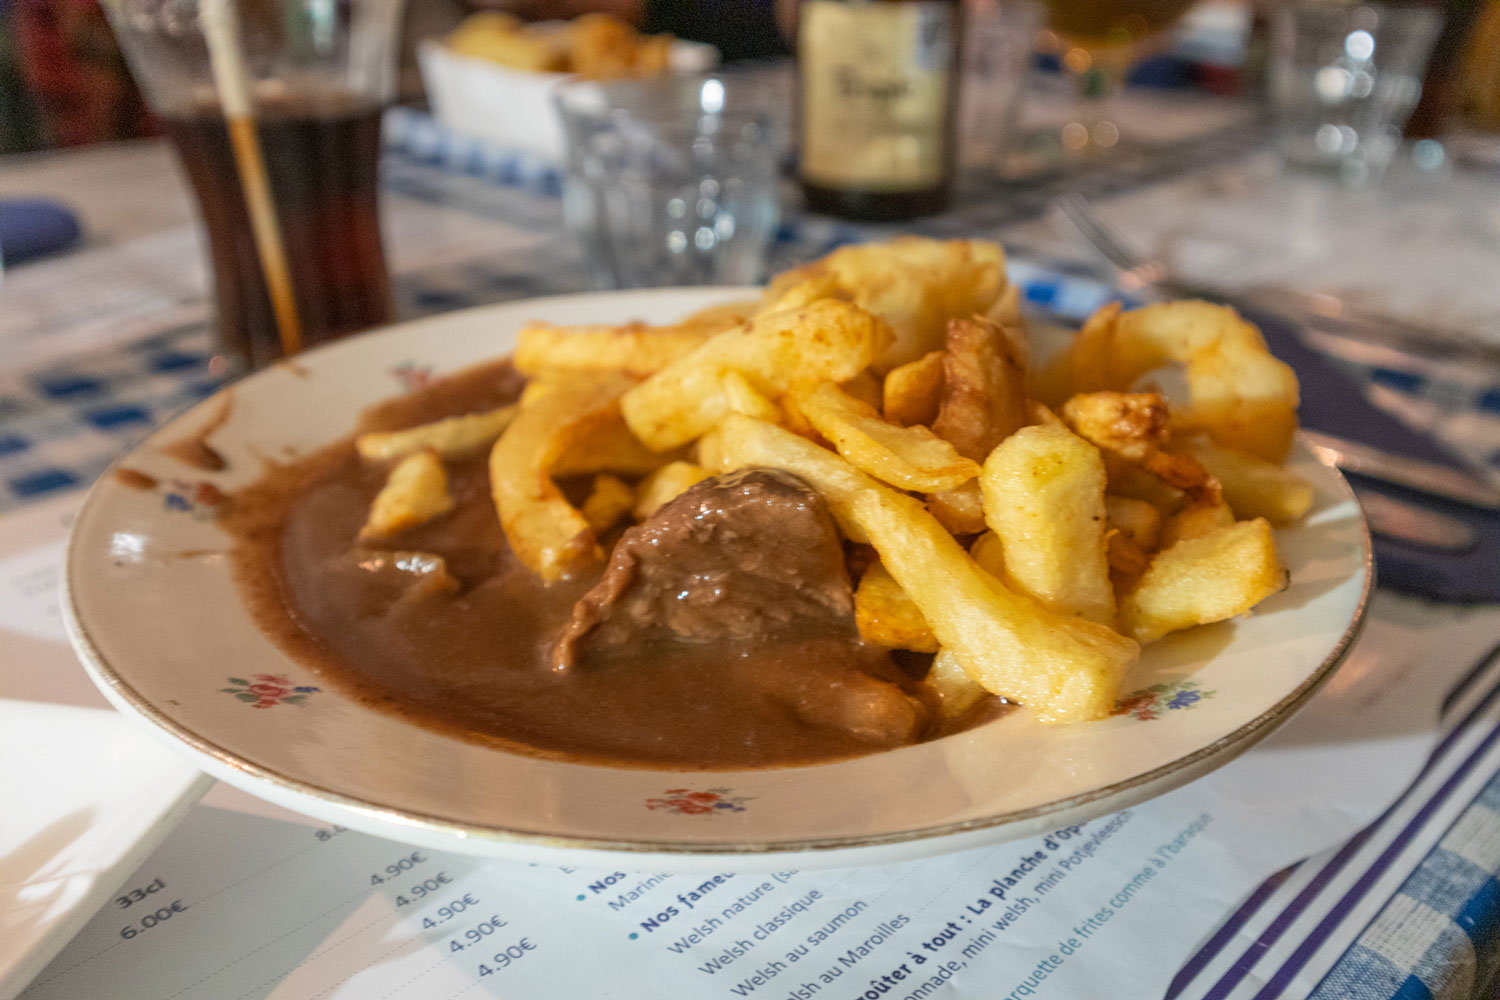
[21,597,1500,1000]
[0,494,210,1000]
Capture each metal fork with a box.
[1054,191,1500,368]
[1056,187,1500,548]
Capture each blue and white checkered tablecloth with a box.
[7,110,1500,1000]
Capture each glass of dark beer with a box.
[106,0,405,371]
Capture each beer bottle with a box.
[797,0,962,221]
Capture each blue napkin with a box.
[0,198,82,265]
[1250,309,1500,603]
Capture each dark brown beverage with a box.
[163,98,394,371]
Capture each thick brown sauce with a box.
[162,393,234,472]
[223,361,998,769]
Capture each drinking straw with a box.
[199,0,304,356]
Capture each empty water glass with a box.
[554,74,785,289]
[1271,2,1441,184]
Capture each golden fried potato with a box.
[933,315,1028,461]
[841,369,884,411]
[928,648,990,718]
[1106,530,1153,587]
[490,377,635,581]
[1116,302,1299,461]
[515,322,717,379]
[855,561,939,652]
[1034,301,1122,405]
[448,13,568,71]
[580,474,635,535]
[548,405,673,478]
[1159,499,1236,549]
[680,299,760,328]
[980,424,1114,626]
[762,238,1009,371]
[883,350,945,426]
[621,298,892,450]
[1045,301,1299,462]
[356,405,517,463]
[1063,391,1221,503]
[360,450,454,541]
[969,530,1007,580]
[633,461,708,520]
[568,13,643,78]
[1105,494,1162,550]
[1121,518,1286,644]
[700,415,1139,723]
[1176,434,1314,524]
[1062,390,1170,461]
[797,382,980,493]
[926,481,987,535]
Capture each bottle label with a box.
[799,1,955,192]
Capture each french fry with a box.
[356,405,517,463]
[841,369,884,411]
[882,350,945,427]
[580,474,635,535]
[980,424,1115,626]
[855,561,939,652]
[1114,302,1299,462]
[1105,494,1162,551]
[926,481,987,535]
[797,382,980,493]
[700,415,1139,723]
[622,298,893,450]
[515,322,717,379]
[447,13,568,71]
[1176,434,1314,524]
[1159,500,1236,549]
[1034,301,1122,405]
[761,237,1009,371]
[969,530,1007,581]
[548,411,673,478]
[1121,518,1286,644]
[933,315,1028,461]
[490,378,634,581]
[1046,301,1299,462]
[680,299,760,327]
[759,273,848,313]
[633,461,709,520]
[359,450,454,541]
[1106,530,1152,586]
[1063,391,1221,504]
[928,648,989,718]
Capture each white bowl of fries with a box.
[63,239,1371,870]
[418,14,719,161]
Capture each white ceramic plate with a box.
[63,289,1371,872]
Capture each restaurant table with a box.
[4,86,1500,1000]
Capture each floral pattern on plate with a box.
[222,674,320,709]
[1114,679,1215,722]
[646,788,752,815]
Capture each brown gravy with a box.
[223,362,996,769]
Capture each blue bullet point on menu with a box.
[576,894,585,901]
[629,933,638,940]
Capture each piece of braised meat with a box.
[553,469,857,669]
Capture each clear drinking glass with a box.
[104,0,405,370]
[960,0,1042,177]
[1271,2,1442,185]
[554,74,785,289]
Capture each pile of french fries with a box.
[447,12,674,79]
[352,237,1314,725]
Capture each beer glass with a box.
[105,0,405,370]
[1039,0,1200,153]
